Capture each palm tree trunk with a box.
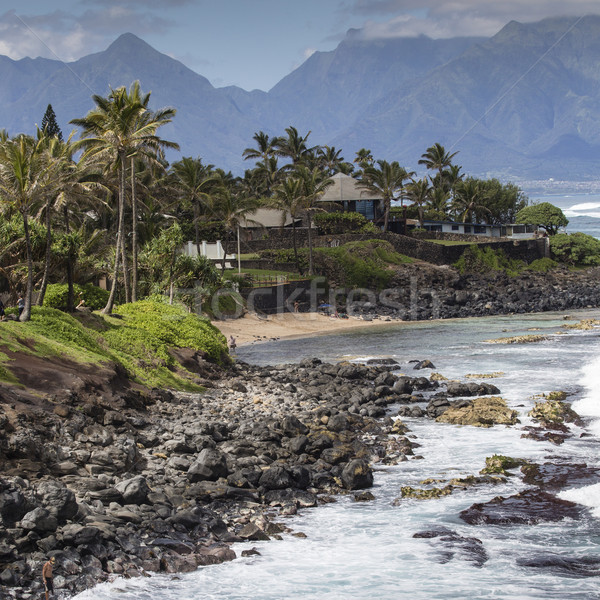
[36,197,53,306]
[131,157,138,303]
[383,197,390,232]
[292,220,302,275]
[307,210,314,276]
[221,238,229,274]
[194,200,201,255]
[20,211,33,322]
[63,204,75,312]
[121,228,131,303]
[103,159,126,314]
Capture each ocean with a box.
[74,308,600,600]
[528,191,600,239]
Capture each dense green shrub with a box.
[525,258,558,272]
[454,245,525,276]
[113,296,228,364]
[314,212,378,235]
[550,232,600,266]
[43,283,109,311]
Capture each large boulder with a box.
[20,507,58,533]
[341,459,373,490]
[258,466,295,490]
[187,448,229,482]
[115,476,151,505]
[35,481,78,523]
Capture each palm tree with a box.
[123,82,178,302]
[316,145,345,175]
[0,133,55,320]
[360,160,414,232]
[272,176,305,273]
[294,165,333,276]
[208,179,260,273]
[418,143,459,193]
[71,81,177,312]
[242,131,280,164]
[172,157,217,254]
[452,179,491,223]
[354,148,374,172]
[426,187,451,221]
[405,178,432,228]
[274,126,313,167]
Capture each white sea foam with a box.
[559,482,600,517]
[572,353,600,435]
[568,202,600,211]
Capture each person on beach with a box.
[17,295,24,317]
[294,301,299,313]
[42,556,55,599]
[229,335,237,352]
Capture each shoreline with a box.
[212,311,400,347]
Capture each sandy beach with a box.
[213,311,397,346]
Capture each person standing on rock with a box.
[42,556,55,599]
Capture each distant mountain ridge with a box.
[1,16,600,179]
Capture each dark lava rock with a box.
[459,489,585,525]
[521,461,600,492]
[413,527,488,567]
[516,554,600,578]
[341,459,373,490]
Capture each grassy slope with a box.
[0,299,228,393]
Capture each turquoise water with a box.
[75,309,600,600]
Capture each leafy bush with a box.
[43,283,109,311]
[454,245,525,276]
[525,258,558,272]
[113,296,228,364]
[550,232,600,266]
[314,212,378,234]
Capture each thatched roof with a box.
[319,173,382,202]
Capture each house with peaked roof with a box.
[318,173,384,222]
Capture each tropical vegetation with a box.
[0,79,584,339]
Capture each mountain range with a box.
[1,15,600,180]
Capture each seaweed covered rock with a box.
[480,454,527,475]
[528,395,584,428]
[436,397,518,427]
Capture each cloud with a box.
[0,4,176,63]
[349,0,600,38]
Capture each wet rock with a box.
[413,527,488,567]
[521,461,600,492]
[436,397,518,427]
[341,459,373,490]
[516,553,600,577]
[459,489,585,525]
[413,360,435,370]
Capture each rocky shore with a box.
[0,356,445,599]
[0,342,596,597]
[345,265,600,321]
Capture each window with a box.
[474,225,486,234]
[451,224,459,231]
[464,226,471,233]
[355,200,374,220]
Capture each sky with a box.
[1,1,600,92]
